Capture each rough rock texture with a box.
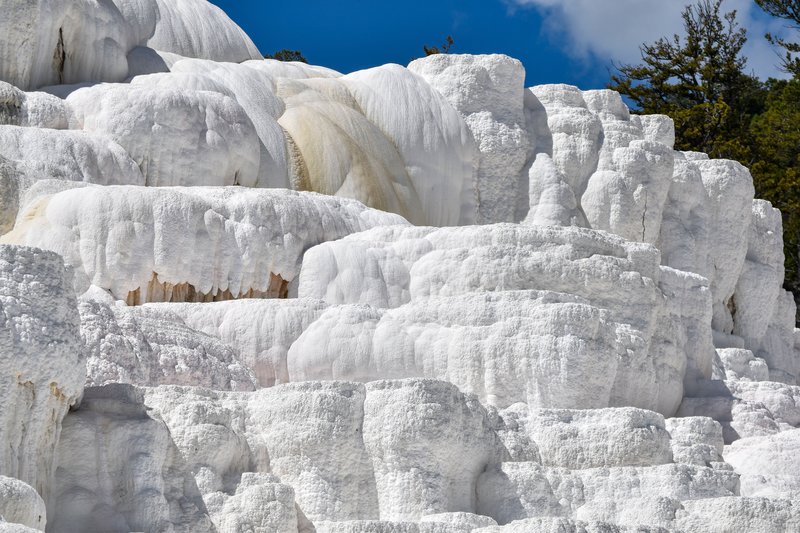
[1,2,799,531]
[363,380,501,521]
[0,82,68,129]
[714,348,770,382]
[139,379,502,525]
[0,246,84,500]
[209,473,299,533]
[2,187,407,302]
[0,476,46,531]
[49,385,214,533]
[409,54,528,224]
[516,407,673,469]
[79,300,258,390]
[144,298,329,387]
[677,379,800,444]
[0,125,143,232]
[295,224,710,415]
[724,428,800,499]
[665,417,725,467]
[478,462,739,525]
[65,83,261,187]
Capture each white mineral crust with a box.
[0,245,84,500]
[0,2,798,530]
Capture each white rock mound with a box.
[0,245,84,500]
[2,186,407,303]
[0,0,261,91]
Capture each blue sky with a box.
[210,0,791,89]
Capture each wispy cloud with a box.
[510,0,792,79]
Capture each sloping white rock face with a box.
[65,83,261,187]
[343,65,478,226]
[675,497,800,533]
[0,125,144,232]
[164,58,291,188]
[0,82,68,129]
[145,298,329,387]
[733,200,785,350]
[0,245,84,500]
[276,64,478,226]
[210,473,299,533]
[0,0,261,91]
[144,0,262,62]
[79,301,257,390]
[2,186,407,303]
[130,380,499,527]
[287,291,637,410]
[295,223,711,415]
[363,380,501,521]
[529,85,602,207]
[143,382,379,524]
[677,379,800,444]
[492,405,680,476]
[714,348,770,382]
[665,417,725,467]
[277,75,428,224]
[724,428,800,499]
[478,462,739,526]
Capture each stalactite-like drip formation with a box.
[125,272,289,306]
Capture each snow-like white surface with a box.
[144,298,329,387]
[2,186,408,302]
[79,301,257,390]
[0,125,143,232]
[295,224,710,415]
[65,83,261,187]
[0,245,84,500]
[409,54,529,223]
[0,0,799,529]
[478,462,738,525]
[0,0,261,91]
[725,428,800,499]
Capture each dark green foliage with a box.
[608,0,763,162]
[750,79,800,294]
[264,49,308,63]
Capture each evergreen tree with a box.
[264,49,308,63]
[750,79,800,293]
[609,0,764,161]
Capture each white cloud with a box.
[512,0,792,79]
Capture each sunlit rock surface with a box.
[2,187,407,303]
[0,0,799,531]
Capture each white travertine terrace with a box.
[0,1,799,531]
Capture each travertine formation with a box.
[0,1,799,532]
